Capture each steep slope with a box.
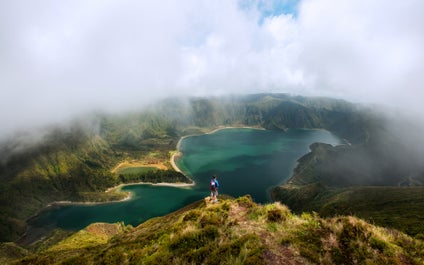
[0,94,371,242]
[0,113,190,242]
[11,196,424,265]
[2,93,424,243]
[271,143,424,237]
[0,126,123,241]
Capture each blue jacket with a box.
[210,179,219,190]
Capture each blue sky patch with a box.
[239,0,300,24]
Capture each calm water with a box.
[28,128,341,233]
[177,128,341,202]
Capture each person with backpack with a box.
[209,175,219,203]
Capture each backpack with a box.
[210,179,216,191]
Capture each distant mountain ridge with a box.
[0,93,423,243]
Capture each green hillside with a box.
[0,94,371,242]
[1,93,424,245]
[271,143,424,237]
[0,126,122,241]
[272,185,424,238]
[0,114,189,242]
[4,196,423,264]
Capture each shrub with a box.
[236,195,256,208]
[369,236,390,254]
[169,225,219,253]
[199,212,224,227]
[267,209,285,222]
[182,245,213,264]
[98,249,127,265]
[331,218,373,264]
[220,201,231,211]
[183,210,201,222]
[208,234,265,265]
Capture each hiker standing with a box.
[209,175,219,203]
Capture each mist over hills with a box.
[2,1,424,262]
[0,93,423,245]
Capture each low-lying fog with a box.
[1,0,423,147]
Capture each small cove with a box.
[26,128,341,238]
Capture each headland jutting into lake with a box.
[24,127,341,244]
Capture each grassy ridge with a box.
[1,94,370,242]
[1,93,424,244]
[271,138,424,238]
[272,186,424,238]
[9,196,424,264]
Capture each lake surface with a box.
[177,128,341,202]
[28,128,341,235]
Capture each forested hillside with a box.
[1,93,423,242]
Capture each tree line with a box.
[118,169,191,184]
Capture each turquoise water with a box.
[28,128,341,233]
[29,185,204,231]
[177,128,341,203]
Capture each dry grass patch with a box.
[111,159,168,174]
[48,223,126,252]
[14,196,424,265]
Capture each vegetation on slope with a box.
[1,93,424,244]
[0,94,373,242]
[0,126,121,241]
[272,185,424,239]
[9,196,424,265]
[0,113,190,241]
[118,169,191,184]
[271,142,424,237]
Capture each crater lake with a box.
[26,128,341,238]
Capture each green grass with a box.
[47,223,128,252]
[2,93,424,248]
[273,185,424,238]
[319,186,424,238]
[0,242,30,264]
[14,196,424,264]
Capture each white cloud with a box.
[0,0,424,136]
[295,0,424,105]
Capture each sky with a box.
[1,0,424,137]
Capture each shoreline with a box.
[170,125,264,180]
[45,193,133,208]
[46,126,256,208]
[204,125,264,135]
[36,125,320,212]
[106,181,195,193]
[25,126,262,233]
[22,179,196,244]
[44,180,197,209]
